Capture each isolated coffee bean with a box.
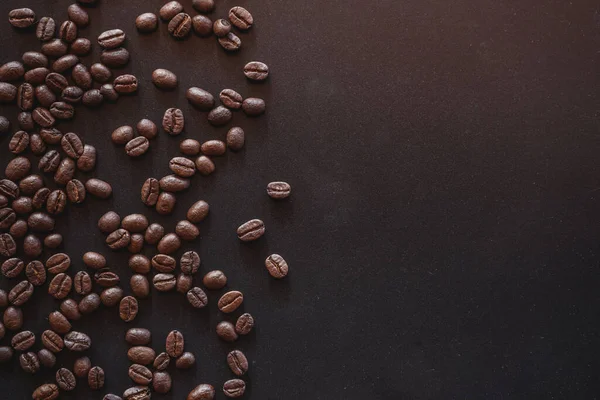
[72,63,92,89]
[176,352,195,369]
[70,38,92,56]
[166,330,184,357]
[163,108,184,135]
[59,21,78,43]
[94,269,120,287]
[141,178,159,206]
[38,349,56,368]
[0,233,17,257]
[152,69,177,90]
[98,211,121,233]
[237,219,265,241]
[128,346,155,365]
[218,32,241,51]
[32,383,58,400]
[106,229,130,250]
[156,192,176,215]
[48,273,72,299]
[9,132,29,154]
[242,97,266,116]
[218,291,243,313]
[203,270,227,290]
[101,48,130,68]
[100,287,124,307]
[64,331,91,351]
[119,296,138,322]
[74,357,91,378]
[9,8,36,28]
[83,252,106,269]
[227,350,248,376]
[126,136,150,157]
[78,145,96,172]
[223,379,246,398]
[136,13,158,33]
[60,299,82,320]
[152,254,176,273]
[267,181,291,199]
[56,368,76,391]
[207,106,232,126]
[186,87,214,110]
[244,61,269,81]
[46,253,71,274]
[213,18,231,37]
[187,384,215,400]
[160,175,190,192]
[36,17,56,41]
[226,127,245,151]
[144,223,164,245]
[126,328,151,346]
[68,4,89,28]
[46,189,67,214]
[160,1,183,20]
[157,233,181,254]
[168,13,192,39]
[28,212,54,231]
[201,140,226,156]
[100,83,119,101]
[73,271,92,295]
[48,311,71,334]
[88,366,105,390]
[153,273,176,291]
[98,29,126,49]
[85,178,112,199]
[192,15,212,36]
[216,321,238,342]
[44,233,62,249]
[130,274,150,298]
[129,364,153,385]
[20,351,40,373]
[187,287,208,308]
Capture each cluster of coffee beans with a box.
[111,120,158,158]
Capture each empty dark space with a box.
[1,0,600,399]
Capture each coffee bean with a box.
[46,73,68,95]
[242,97,266,116]
[48,273,72,299]
[78,145,97,171]
[9,280,34,306]
[237,219,265,241]
[0,82,17,103]
[229,6,253,30]
[0,209,17,230]
[227,350,248,376]
[130,274,150,298]
[48,311,71,334]
[203,270,227,290]
[129,364,152,385]
[56,368,76,391]
[168,13,192,38]
[178,140,200,157]
[72,63,92,89]
[66,179,86,203]
[44,233,62,249]
[35,85,56,107]
[160,175,190,192]
[201,140,227,156]
[176,220,200,241]
[126,328,151,345]
[94,269,120,287]
[9,132,29,154]
[26,261,46,286]
[220,89,243,110]
[19,175,43,196]
[136,13,158,33]
[124,386,151,400]
[0,179,19,200]
[128,346,155,365]
[32,383,58,400]
[33,107,56,127]
[67,4,89,28]
[152,69,177,90]
[18,111,34,131]
[90,63,111,83]
[4,306,22,330]
[60,132,84,159]
[192,15,213,36]
[98,211,121,233]
[36,17,56,41]
[120,296,138,322]
[38,151,60,174]
[223,379,246,398]
[60,298,81,320]
[38,349,56,368]
[266,181,292,199]
[194,156,215,176]
[129,254,151,274]
[5,156,31,180]
[88,366,105,390]
[186,87,214,110]
[178,251,200,275]
[64,331,91,350]
[0,291,6,308]
[218,32,242,51]
[187,384,215,400]
[12,330,35,351]
[100,287,124,307]
[25,67,50,85]
[17,83,34,111]
[74,356,91,378]
[141,178,159,206]
[100,83,119,101]
[0,117,9,135]
[169,157,196,178]
[243,61,269,81]
[126,136,150,157]
[236,313,255,336]
[46,189,67,214]
[163,108,184,135]
[11,200,32,217]
[107,228,130,250]
[101,48,130,68]
[176,273,193,293]
[193,0,215,12]
[153,273,176,291]
[9,8,35,28]
[85,178,112,198]
[114,74,137,93]
[70,38,92,56]
[41,330,63,354]
[128,234,144,253]
[136,119,157,139]
[28,212,54,231]
[160,1,184,20]
[73,271,92,295]
[23,234,42,258]
[218,291,243,313]
[1,259,21,279]
[153,371,172,394]
[208,106,232,126]
[165,330,184,358]
[225,127,245,151]
[157,233,181,254]
[156,192,176,215]
[59,21,78,43]
[152,254,176,273]
[216,321,238,342]
[9,218,27,237]
[98,29,126,49]
[111,125,134,145]
[23,51,48,68]
[154,352,170,370]
[0,233,17,257]
[51,96,76,114]
[53,54,79,74]
[187,287,208,308]
[20,351,40,373]
[83,251,106,269]
[213,19,231,37]
[82,89,103,107]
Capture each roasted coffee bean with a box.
[180,139,201,155]
[46,189,67,214]
[33,107,56,127]
[59,21,78,43]
[152,69,177,90]
[180,251,200,275]
[141,178,159,206]
[64,331,91,351]
[5,156,31,180]
[42,39,69,58]
[130,274,150,298]
[203,270,227,290]
[265,253,289,278]
[176,273,193,294]
[68,4,89,28]
[19,175,43,195]
[18,83,34,111]
[66,179,86,203]
[25,67,50,85]
[187,287,208,308]
[26,261,46,286]
[23,234,42,258]
[201,140,226,156]
[0,83,17,103]
[98,211,121,233]
[226,127,245,151]
[4,306,23,330]
[176,220,200,241]
[216,321,238,342]
[36,85,57,107]
[53,55,79,74]
[100,287,124,307]
[98,29,126,49]
[44,233,62,249]
[77,145,96,171]
[144,223,164,245]
[220,89,243,110]
[223,379,246,398]
[0,117,9,134]
[94,269,120,287]
[48,273,72,299]
[267,181,292,199]
[12,330,35,351]
[0,233,17,257]
[8,218,26,237]
[153,371,172,394]
[90,63,111,83]
[213,18,231,37]
[113,74,137,93]
[38,349,56,368]
[60,299,81,320]
[36,17,56,41]
[101,48,130,68]
[227,350,248,376]
[112,125,134,145]
[218,32,241,51]
[88,366,105,390]
[129,254,151,274]
[100,83,119,101]
[0,209,17,230]
[136,13,158,33]
[187,384,215,400]
[28,212,54,231]
[152,254,176,273]
[9,280,34,306]
[82,89,103,107]
[39,151,60,173]
[229,6,253,30]
[46,73,68,94]
[56,368,76,391]
[153,273,176,291]
[20,351,40,373]
[74,356,91,378]
[128,234,144,253]
[0,179,19,199]
[61,132,84,158]
[192,15,212,36]
[160,175,190,192]
[9,131,30,153]
[154,352,170,370]
[242,97,266,116]
[11,199,31,216]
[126,328,151,345]
[125,136,150,157]
[80,289,103,308]
[186,200,209,223]
[186,87,214,111]
[83,251,106,269]
[42,330,64,352]
[195,156,215,175]
[73,271,92,295]
[129,364,152,385]
[207,106,232,126]
[244,61,269,81]
[169,157,196,177]
[163,108,184,135]
[9,8,36,28]
[160,1,183,20]
[124,386,151,400]
[176,352,195,369]
[166,330,184,357]
[218,290,243,313]
[235,313,255,335]
[156,192,176,215]
[119,296,138,322]
[17,111,34,131]
[86,178,112,198]
[168,13,192,38]
[32,383,59,400]
[237,219,265,241]
[23,51,48,68]
[48,311,71,334]
[157,233,181,254]
[70,38,92,56]
[72,63,92,89]
[134,119,157,140]
[128,346,155,365]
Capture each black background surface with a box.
[1,0,600,399]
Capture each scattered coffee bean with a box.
[25,67,51,85]
[64,331,91,351]
[244,61,269,81]
[46,253,71,274]
[60,298,82,320]
[170,157,196,177]
[226,127,245,151]
[50,101,75,120]
[66,179,86,203]
[213,19,231,37]
[186,87,214,110]
[19,174,43,195]
[175,352,196,369]
[79,292,101,314]
[90,63,112,83]
[70,38,92,56]
[82,89,104,107]
[220,89,243,109]
[106,228,131,250]
[56,368,76,391]
[36,17,56,41]
[74,356,91,378]
[0,82,17,103]
[42,329,64,353]
[38,349,56,368]
[153,273,177,291]
[73,271,92,295]
[0,233,17,257]
[156,192,176,215]
[223,379,246,398]
[88,366,105,390]
[18,111,34,130]
[48,273,72,299]
[153,371,172,394]
[201,140,227,156]
[122,214,149,232]
[9,280,34,306]
[86,178,112,198]
[137,119,157,139]
[128,346,156,365]
[59,20,78,43]
[187,384,215,400]
[0,180,18,199]
[129,364,152,385]
[23,51,48,68]
[128,234,144,253]
[23,234,43,258]
[237,219,265,241]
[203,270,227,290]
[160,1,184,21]
[48,311,71,334]
[125,136,150,157]
[32,383,58,400]
[216,321,238,342]
[136,13,158,33]
[98,211,121,233]
[180,138,201,155]
[154,352,170,370]
[54,157,76,185]
[44,233,63,249]
[192,15,213,36]
[218,32,242,51]
[4,306,23,330]
[68,4,89,28]
[208,106,233,126]
[100,287,124,307]
[12,330,35,351]
[218,291,244,313]
[94,269,120,287]
[98,29,126,49]
[20,351,40,373]
[130,274,150,298]
[166,330,184,357]
[227,350,248,376]
[187,287,208,308]
[128,254,150,274]
[73,64,92,89]
[101,48,130,68]
[6,156,31,180]
[1,257,22,278]
[26,261,46,286]
[8,131,30,156]
[112,125,134,145]
[187,200,209,223]
[53,54,79,73]
[195,155,216,176]
[176,273,193,293]
[168,13,192,39]
[126,328,151,345]
[61,86,83,104]
[83,251,106,269]
[0,346,13,362]
[180,251,201,274]
[46,189,67,215]
[124,386,151,400]
[9,8,36,28]
[152,69,178,90]
[18,83,34,111]
[163,107,184,135]
[119,296,138,322]
[157,233,181,254]
[160,175,190,192]
[152,254,176,273]
[28,212,55,232]
[235,313,255,335]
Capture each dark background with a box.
[1,0,600,399]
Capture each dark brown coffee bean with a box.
[168,13,192,38]
[100,287,124,307]
[48,273,72,299]
[180,139,201,156]
[126,136,150,157]
[77,145,96,172]
[35,85,56,107]
[9,280,34,306]
[166,330,184,358]
[46,73,68,94]
[128,234,144,253]
[223,379,246,398]
[53,55,79,74]
[98,211,121,233]
[169,157,196,177]
[86,178,112,199]
[61,132,84,158]
[237,219,265,241]
[0,179,18,200]
[129,254,151,274]
[220,89,243,110]
[9,130,30,153]
[242,97,266,116]
[187,384,215,400]
[160,1,183,20]
[184,201,209,224]
[48,311,71,334]
[32,189,52,210]
[267,181,291,199]
[101,48,130,68]
[130,274,150,298]
[38,349,56,368]
[152,69,177,90]
[141,178,159,206]
[132,120,156,141]
[83,251,106,269]
[159,175,190,192]
[44,233,62,249]
[0,209,17,230]
[28,212,54,231]
[36,17,56,41]
[79,291,102,310]
[235,313,255,335]
[19,175,43,196]
[17,83,34,111]
[33,107,55,127]
[129,364,152,385]
[60,299,81,320]
[12,330,35,351]
[42,330,64,352]
[218,290,243,313]
[192,15,212,36]
[128,346,155,365]
[193,0,214,12]
[216,321,238,342]
[73,271,92,295]
[213,18,231,37]
[187,287,208,308]
[56,368,76,391]
[201,140,226,156]
[66,179,86,203]
[29,134,46,156]
[68,4,89,28]
[179,251,200,275]
[64,331,91,350]
[23,51,48,68]
[176,273,193,293]
[88,366,105,390]
[72,63,92,89]
[0,82,16,104]
[154,352,170,370]
[153,273,176,291]
[25,67,50,85]
[20,351,40,373]
[26,261,46,286]
[23,234,42,258]
[265,253,289,278]
[59,21,78,43]
[226,127,245,151]
[12,198,33,215]
[46,189,67,214]
[203,270,227,290]
[163,108,184,135]
[136,13,158,33]
[175,352,195,369]
[186,87,214,110]
[113,74,137,93]
[98,29,126,49]
[100,83,119,101]
[9,219,26,237]
[111,125,133,145]
[153,371,172,394]
[0,233,17,257]
[32,383,58,400]
[156,192,176,215]
[176,220,200,241]
[90,63,111,83]
[208,106,233,126]
[243,61,269,81]
[1,258,23,279]
[5,156,31,180]
[126,328,151,345]
[227,350,248,376]
[94,269,120,287]
[17,111,34,131]
[0,61,24,82]
[119,296,138,322]
[157,233,181,254]
[218,32,241,51]
[4,306,22,330]
[70,38,92,56]
[74,356,91,378]
[229,6,253,30]
[152,254,176,273]
[123,386,151,400]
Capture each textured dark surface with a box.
[1,0,600,399]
